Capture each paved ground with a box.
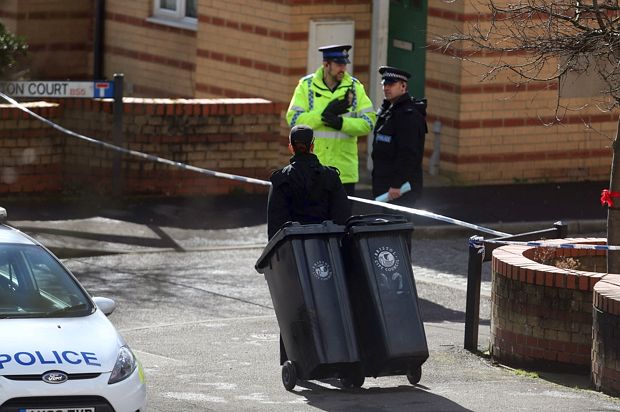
[2,179,618,410]
[34,224,618,411]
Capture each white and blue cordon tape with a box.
[348,196,510,237]
[478,238,620,251]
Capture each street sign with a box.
[0,81,114,98]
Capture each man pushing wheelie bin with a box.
[257,125,361,390]
[257,126,428,391]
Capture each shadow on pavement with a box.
[3,180,607,230]
[15,225,176,249]
[354,180,607,227]
[295,380,473,411]
[419,298,490,325]
[3,194,270,230]
[536,371,592,391]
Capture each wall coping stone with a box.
[492,237,608,291]
[593,273,620,316]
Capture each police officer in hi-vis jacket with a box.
[286,44,376,197]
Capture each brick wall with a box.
[0,102,64,194]
[98,0,373,101]
[2,1,616,186]
[592,274,620,396]
[491,239,606,372]
[0,98,288,197]
[104,0,198,98]
[0,0,93,80]
[426,2,615,185]
[194,0,372,102]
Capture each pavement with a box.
[1,179,619,410]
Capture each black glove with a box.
[322,111,343,130]
[323,98,350,116]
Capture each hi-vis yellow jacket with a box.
[286,67,376,184]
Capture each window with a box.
[0,245,92,317]
[151,0,197,29]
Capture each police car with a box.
[0,208,146,412]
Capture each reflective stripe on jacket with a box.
[286,67,376,184]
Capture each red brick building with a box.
[0,0,614,188]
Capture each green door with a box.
[388,0,427,98]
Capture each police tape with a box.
[348,196,511,237]
[0,92,271,187]
[473,238,620,251]
[2,91,515,237]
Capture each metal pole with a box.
[367,0,390,173]
[464,235,484,351]
[93,0,105,80]
[554,221,568,239]
[112,73,124,196]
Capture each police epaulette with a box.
[411,97,427,117]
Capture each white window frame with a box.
[149,0,197,30]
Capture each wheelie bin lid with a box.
[255,221,345,272]
[345,214,414,235]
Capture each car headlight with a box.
[108,346,137,384]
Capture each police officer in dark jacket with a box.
[267,125,351,239]
[372,66,427,205]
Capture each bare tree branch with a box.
[435,0,620,104]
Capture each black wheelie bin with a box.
[255,221,362,391]
[342,214,428,385]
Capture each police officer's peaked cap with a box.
[379,66,411,84]
[289,125,314,146]
[319,44,352,64]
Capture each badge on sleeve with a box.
[376,134,392,143]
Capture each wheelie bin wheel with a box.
[340,373,365,389]
[282,361,297,391]
[406,366,422,385]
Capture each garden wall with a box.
[491,238,606,372]
[0,98,290,197]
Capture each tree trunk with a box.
[607,116,620,273]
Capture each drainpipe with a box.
[367,0,390,172]
[93,0,105,80]
[429,119,442,176]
